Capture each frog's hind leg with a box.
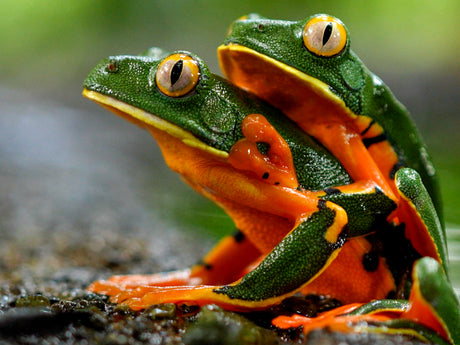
[395,168,448,274]
[87,229,262,296]
[105,202,349,311]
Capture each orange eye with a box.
[303,15,347,57]
[156,54,200,97]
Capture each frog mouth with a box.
[82,88,229,159]
[217,44,357,123]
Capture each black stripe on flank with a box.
[323,187,342,195]
[362,134,388,148]
[233,230,246,243]
[332,228,348,250]
[360,119,376,136]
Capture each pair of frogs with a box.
[83,14,459,344]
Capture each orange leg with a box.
[88,230,262,299]
[310,123,397,202]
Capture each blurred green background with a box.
[1,0,459,290]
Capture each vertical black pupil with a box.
[170,60,183,86]
[322,22,333,46]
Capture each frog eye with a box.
[156,54,200,97]
[303,15,347,57]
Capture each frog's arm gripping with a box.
[395,168,448,273]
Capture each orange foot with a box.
[272,303,395,334]
[89,282,261,312]
[111,285,219,311]
[87,269,205,305]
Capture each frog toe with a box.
[87,279,124,297]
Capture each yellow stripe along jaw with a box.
[82,88,229,160]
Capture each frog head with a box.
[219,14,367,115]
[84,49,246,156]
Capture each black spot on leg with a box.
[233,230,246,243]
[196,260,213,270]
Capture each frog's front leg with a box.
[110,201,348,311]
[395,168,448,273]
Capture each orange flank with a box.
[149,127,319,223]
[301,237,395,304]
[190,233,262,285]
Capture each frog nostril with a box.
[105,61,118,73]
